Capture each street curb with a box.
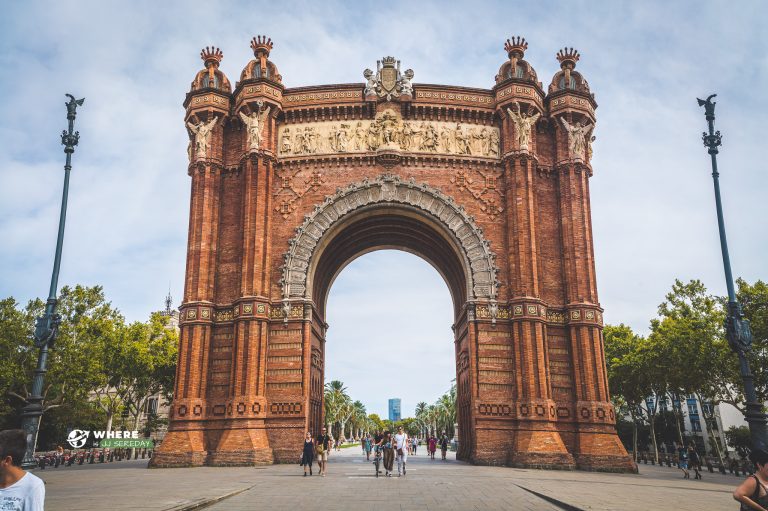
[162,485,255,511]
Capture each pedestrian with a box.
[734,448,768,510]
[315,427,332,477]
[300,431,315,477]
[411,436,418,455]
[382,431,395,477]
[363,434,372,461]
[428,435,437,460]
[687,442,701,480]
[394,426,408,476]
[0,429,46,510]
[676,443,689,479]
[439,432,448,461]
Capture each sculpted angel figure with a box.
[187,116,218,159]
[559,117,594,160]
[506,102,540,151]
[239,104,271,152]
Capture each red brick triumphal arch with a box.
[151,36,635,472]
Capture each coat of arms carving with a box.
[363,56,414,101]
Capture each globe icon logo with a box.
[67,429,89,448]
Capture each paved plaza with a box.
[34,447,740,510]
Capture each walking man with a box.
[394,426,409,476]
[315,427,332,477]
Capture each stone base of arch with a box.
[150,429,206,468]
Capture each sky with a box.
[1,1,766,418]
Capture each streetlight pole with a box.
[697,93,767,451]
[19,94,84,469]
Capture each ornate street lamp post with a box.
[19,94,85,469]
[697,94,767,451]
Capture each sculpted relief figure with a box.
[353,121,366,150]
[187,116,218,159]
[239,104,271,152]
[400,121,415,150]
[488,129,500,157]
[421,123,438,152]
[559,117,594,160]
[454,124,471,155]
[280,127,292,154]
[506,102,540,151]
[276,116,500,158]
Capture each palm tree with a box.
[324,380,350,438]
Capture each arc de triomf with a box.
[152,35,634,472]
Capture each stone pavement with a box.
[35,447,739,510]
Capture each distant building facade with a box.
[389,398,401,422]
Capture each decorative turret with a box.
[546,48,597,165]
[240,35,282,83]
[190,46,232,92]
[495,36,540,86]
[549,47,590,94]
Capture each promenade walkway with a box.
[35,447,738,510]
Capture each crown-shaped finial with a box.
[381,56,397,66]
[504,36,528,58]
[200,46,223,68]
[556,47,580,69]
[250,36,273,56]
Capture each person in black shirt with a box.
[300,431,315,476]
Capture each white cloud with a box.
[1,1,766,406]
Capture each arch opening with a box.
[324,249,456,430]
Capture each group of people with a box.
[299,428,453,479]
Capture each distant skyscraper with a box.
[388,398,401,422]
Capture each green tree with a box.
[725,425,752,459]
[2,286,121,449]
[604,324,649,460]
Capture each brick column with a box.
[557,161,634,471]
[211,151,276,465]
[503,155,574,468]
[152,161,222,467]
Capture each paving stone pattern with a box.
[36,448,738,510]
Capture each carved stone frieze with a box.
[278,109,499,159]
[280,174,500,301]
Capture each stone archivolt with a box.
[279,109,499,158]
[280,174,499,302]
